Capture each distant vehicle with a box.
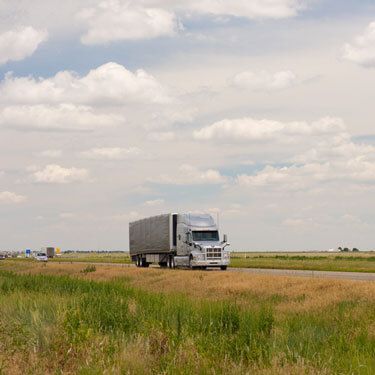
[41,247,55,258]
[129,213,230,270]
[0,254,5,260]
[35,253,48,262]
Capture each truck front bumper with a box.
[191,258,230,267]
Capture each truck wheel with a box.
[220,266,227,271]
[136,256,141,267]
[189,256,196,270]
[141,258,149,268]
[169,256,175,269]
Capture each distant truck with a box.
[129,213,230,270]
[41,247,55,258]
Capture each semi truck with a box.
[41,247,55,258]
[129,213,230,270]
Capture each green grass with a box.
[0,270,374,374]
[51,252,132,265]
[230,253,375,273]
[48,251,375,273]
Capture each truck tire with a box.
[136,256,141,267]
[141,258,149,268]
[220,266,227,271]
[168,256,175,269]
[189,256,196,270]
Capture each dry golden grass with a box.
[2,261,374,314]
[1,261,374,374]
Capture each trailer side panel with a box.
[129,214,172,256]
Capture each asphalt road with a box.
[54,261,375,281]
[229,267,375,281]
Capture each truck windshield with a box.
[192,231,219,241]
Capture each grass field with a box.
[230,252,375,273]
[0,261,374,374]
[49,251,375,273]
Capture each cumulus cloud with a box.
[0,191,26,204]
[77,0,303,44]
[235,118,375,192]
[231,70,297,91]
[342,21,375,67]
[80,0,180,44]
[0,26,47,65]
[0,62,181,131]
[81,147,141,160]
[0,62,171,105]
[177,0,302,19]
[237,156,375,192]
[151,164,226,185]
[0,104,122,131]
[194,117,345,142]
[33,164,89,184]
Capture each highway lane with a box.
[229,267,375,281]
[53,261,375,281]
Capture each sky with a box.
[1,0,375,252]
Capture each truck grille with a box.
[206,247,221,259]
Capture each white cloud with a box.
[0,191,26,204]
[343,21,375,67]
[231,70,297,91]
[152,164,226,185]
[143,198,165,206]
[0,26,47,65]
[80,0,180,44]
[0,62,183,131]
[78,0,301,45]
[237,154,375,191]
[194,117,345,142]
[0,104,122,131]
[81,147,141,160]
[33,164,89,184]
[0,62,171,105]
[178,0,302,19]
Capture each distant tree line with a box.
[338,247,359,252]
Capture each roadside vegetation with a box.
[47,251,375,273]
[230,252,375,273]
[0,261,374,374]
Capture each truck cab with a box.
[175,213,230,270]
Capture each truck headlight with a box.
[194,253,204,261]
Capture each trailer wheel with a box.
[169,256,175,269]
[136,256,141,267]
[141,258,149,268]
[220,266,227,271]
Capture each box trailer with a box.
[129,213,230,270]
[41,247,55,258]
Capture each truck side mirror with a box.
[223,234,228,243]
